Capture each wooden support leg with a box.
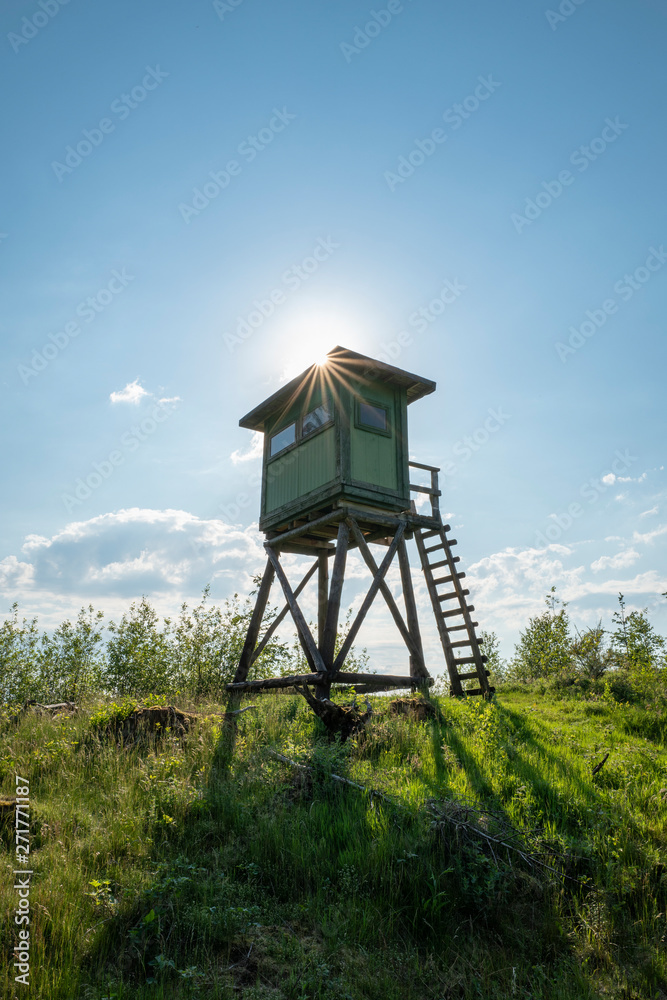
[321,521,350,668]
[320,521,350,700]
[232,558,275,685]
[264,545,326,675]
[317,550,329,650]
[397,536,429,680]
[332,521,406,673]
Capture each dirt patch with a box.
[389,697,436,722]
[96,706,197,746]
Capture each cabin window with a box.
[270,422,296,456]
[358,401,389,432]
[302,403,331,437]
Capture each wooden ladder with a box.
[409,462,493,698]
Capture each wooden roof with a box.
[239,345,436,431]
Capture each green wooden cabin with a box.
[239,346,436,533]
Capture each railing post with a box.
[430,468,440,520]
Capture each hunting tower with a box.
[228,346,492,699]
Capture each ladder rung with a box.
[454,655,488,665]
[462,687,494,697]
[421,529,441,540]
[433,572,465,586]
[457,669,491,681]
[428,556,460,570]
[450,638,473,648]
[438,588,470,603]
[440,604,474,619]
[425,543,443,554]
[442,524,451,532]
[446,621,478,632]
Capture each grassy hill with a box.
[1,683,666,1000]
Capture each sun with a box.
[278,306,368,381]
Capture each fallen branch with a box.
[266,749,402,809]
[426,799,584,885]
[266,751,586,886]
[222,705,258,718]
[591,753,609,775]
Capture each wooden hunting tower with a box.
[228,346,492,699]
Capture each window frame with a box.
[267,397,335,460]
[355,398,392,438]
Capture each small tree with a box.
[571,622,616,680]
[0,604,41,704]
[612,594,665,671]
[509,587,572,681]
[38,605,105,701]
[105,597,173,696]
[478,629,505,683]
[173,583,290,695]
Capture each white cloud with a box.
[640,506,659,518]
[0,509,266,606]
[632,523,667,545]
[590,548,640,573]
[110,379,150,405]
[231,432,264,464]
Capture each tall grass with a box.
[1,684,666,999]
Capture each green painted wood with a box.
[265,426,336,513]
[349,381,399,491]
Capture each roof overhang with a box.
[239,345,436,431]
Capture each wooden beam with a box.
[397,536,429,679]
[249,560,318,666]
[332,672,432,686]
[346,518,423,663]
[232,558,275,684]
[225,670,434,694]
[318,549,329,648]
[226,671,326,692]
[275,542,335,557]
[264,546,326,674]
[266,509,344,548]
[321,520,350,668]
[332,521,406,673]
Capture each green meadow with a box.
[1,680,666,1000]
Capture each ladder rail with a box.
[409,462,491,699]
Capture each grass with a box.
[1,684,666,999]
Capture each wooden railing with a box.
[408,461,441,521]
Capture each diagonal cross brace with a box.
[249,561,318,667]
[346,517,424,665]
[332,520,406,672]
[264,545,326,674]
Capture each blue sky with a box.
[1,0,666,671]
